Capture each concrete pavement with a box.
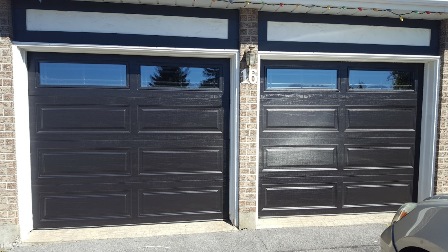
[11,223,387,252]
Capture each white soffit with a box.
[267,21,431,47]
[26,9,229,39]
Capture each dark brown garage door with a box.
[259,61,423,217]
[28,53,230,228]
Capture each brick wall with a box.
[238,8,258,229]
[0,0,18,247]
[436,20,448,194]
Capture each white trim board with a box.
[267,21,431,47]
[259,51,440,203]
[13,42,240,237]
[13,46,32,241]
[13,42,238,58]
[26,9,229,39]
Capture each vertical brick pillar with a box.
[436,20,448,194]
[0,0,18,248]
[238,8,258,230]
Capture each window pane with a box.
[40,63,127,87]
[349,70,413,91]
[266,69,337,89]
[141,66,220,89]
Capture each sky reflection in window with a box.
[266,68,337,89]
[40,63,127,87]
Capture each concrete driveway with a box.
[11,223,386,252]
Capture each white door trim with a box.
[13,42,240,238]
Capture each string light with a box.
[291,4,300,13]
[219,0,446,21]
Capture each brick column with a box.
[238,8,258,229]
[436,20,448,194]
[0,0,18,248]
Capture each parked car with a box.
[380,195,448,252]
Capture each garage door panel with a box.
[346,107,416,131]
[29,53,230,227]
[343,181,412,207]
[33,145,225,183]
[137,106,223,133]
[138,187,223,217]
[343,93,418,103]
[263,146,338,170]
[263,107,339,131]
[265,131,417,140]
[35,104,131,133]
[260,61,422,216]
[37,148,132,178]
[260,183,338,215]
[135,95,225,107]
[37,190,132,222]
[345,145,414,168]
[261,93,341,105]
[35,134,227,141]
[139,148,222,175]
[261,169,414,180]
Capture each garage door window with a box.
[39,63,127,87]
[349,70,414,91]
[266,68,337,90]
[140,65,220,89]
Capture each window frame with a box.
[261,60,422,94]
[28,53,229,94]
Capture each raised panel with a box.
[264,146,337,170]
[346,108,416,131]
[39,149,131,177]
[265,108,338,131]
[40,192,131,220]
[263,184,337,209]
[37,105,130,132]
[138,107,221,132]
[138,188,222,216]
[343,182,412,207]
[139,149,222,175]
[346,146,414,168]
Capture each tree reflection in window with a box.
[388,71,412,90]
[150,66,189,88]
[201,68,221,88]
[141,65,220,89]
[349,70,414,91]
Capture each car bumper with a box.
[380,225,396,252]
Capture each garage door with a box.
[29,53,230,228]
[259,61,423,217]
